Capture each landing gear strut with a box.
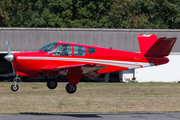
[66,83,77,94]
[11,75,21,92]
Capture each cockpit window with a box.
[39,42,58,53]
[52,45,72,56]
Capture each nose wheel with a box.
[66,83,77,94]
[11,84,19,91]
[11,75,21,92]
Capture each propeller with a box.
[6,41,11,55]
[4,41,16,76]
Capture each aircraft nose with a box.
[4,54,13,62]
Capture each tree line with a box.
[0,0,180,28]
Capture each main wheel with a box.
[47,79,57,89]
[11,84,19,92]
[66,83,77,94]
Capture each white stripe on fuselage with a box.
[17,56,154,69]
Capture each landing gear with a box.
[11,75,21,92]
[46,75,58,89]
[47,79,57,89]
[66,83,77,94]
[66,71,82,94]
[11,84,19,91]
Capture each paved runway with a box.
[1,113,180,120]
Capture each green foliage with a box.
[0,0,180,28]
[0,0,12,27]
[141,0,180,28]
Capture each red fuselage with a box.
[12,42,169,77]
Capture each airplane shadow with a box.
[19,112,102,118]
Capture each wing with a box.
[41,64,106,79]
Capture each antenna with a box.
[94,37,104,47]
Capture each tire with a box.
[66,83,77,94]
[11,84,19,92]
[47,79,57,89]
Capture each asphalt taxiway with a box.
[1,113,180,120]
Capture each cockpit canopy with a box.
[39,42,96,56]
[39,42,58,53]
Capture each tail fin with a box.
[138,34,177,57]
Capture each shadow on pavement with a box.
[19,112,102,118]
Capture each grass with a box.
[0,82,180,114]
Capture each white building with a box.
[134,54,180,82]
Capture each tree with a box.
[0,0,12,27]
[138,0,180,28]
[1,0,180,28]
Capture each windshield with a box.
[39,42,58,53]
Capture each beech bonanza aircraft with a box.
[4,34,176,93]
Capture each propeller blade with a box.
[10,61,16,75]
[5,41,16,76]
[6,41,11,55]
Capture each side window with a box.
[52,45,72,56]
[74,46,85,56]
[88,47,96,54]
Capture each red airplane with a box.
[4,34,176,93]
